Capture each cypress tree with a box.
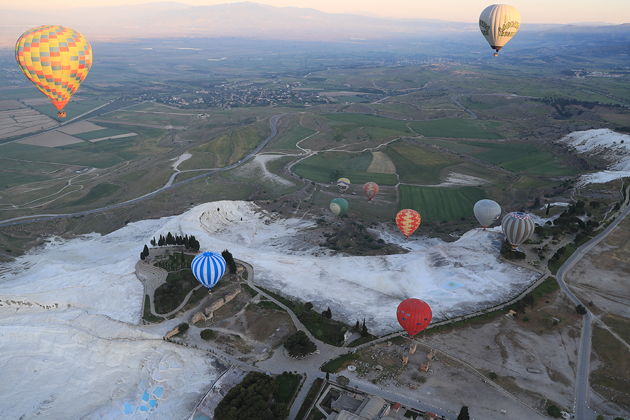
[323,307,332,319]
[222,249,237,273]
[143,244,149,258]
[457,406,470,420]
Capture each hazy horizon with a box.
[2,0,629,24]
[0,0,628,48]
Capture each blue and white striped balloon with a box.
[191,252,226,289]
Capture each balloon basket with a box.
[57,111,67,119]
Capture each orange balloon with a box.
[396,209,421,239]
[363,182,379,201]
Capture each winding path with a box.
[0,113,285,228]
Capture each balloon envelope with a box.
[337,178,350,193]
[330,198,349,216]
[474,199,502,228]
[191,252,226,289]
[479,4,521,55]
[397,298,432,336]
[363,182,379,201]
[396,209,421,238]
[501,212,535,249]
[15,25,92,117]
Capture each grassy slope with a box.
[269,123,316,151]
[386,141,459,185]
[182,122,269,170]
[69,183,120,206]
[426,139,577,176]
[408,118,504,139]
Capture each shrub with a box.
[546,404,562,418]
[284,330,316,357]
[200,329,216,340]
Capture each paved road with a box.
[0,113,285,228]
[555,189,630,420]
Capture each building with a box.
[330,395,389,420]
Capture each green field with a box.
[32,98,108,119]
[399,185,486,223]
[292,151,398,185]
[385,141,460,184]
[69,183,120,206]
[426,139,577,176]
[0,171,50,189]
[325,113,411,132]
[269,123,316,151]
[0,143,129,168]
[0,125,165,169]
[0,87,41,99]
[74,127,131,140]
[408,118,504,139]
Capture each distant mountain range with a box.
[0,1,628,47]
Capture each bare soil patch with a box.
[591,325,630,412]
[569,217,630,318]
[367,151,396,174]
[17,130,84,147]
[58,121,104,135]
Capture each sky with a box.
[2,0,629,24]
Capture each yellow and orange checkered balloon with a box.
[15,25,92,118]
[396,209,422,239]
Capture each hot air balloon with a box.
[479,4,521,56]
[501,212,535,249]
[363,182,379,201]
[474,199,502,229]
[397,298,432,336]
[15,25,92,119]
[337,178,350,193]
[396,209,421,239]
[191,252,226,289]
[329,198,349,217]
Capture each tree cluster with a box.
[140,244,149,260]
[284,330,316,357]
[353,319,369,337]
[149,232,200,251]
[214,372,288,420]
